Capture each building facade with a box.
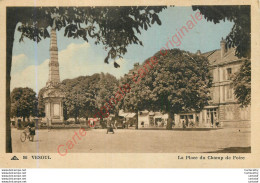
[175,39,251,128]
[138,111,168,128]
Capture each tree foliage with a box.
[119,69,149,129]
[232,59,251,107]
[192,6,250,59]
[11,87,37,121]
[15,6,166,66]
[152,50,211,112]
[59,73,118,122]
[37,87,46,117]
[96,73,119,115]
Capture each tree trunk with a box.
[166,111,173,130]
[85,117,88,126]
[6,13,17,152]
[135,110,138,130]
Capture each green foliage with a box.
[11,87,37,121]
[60,73,118,121]
[192,6,250,59]
[12,6,166,66]
[119,73,147,129]
[120,75,145,113]
[150,50,212,114]
[96,73,119,115]
[121,49,212,129]
[232,59,251,107]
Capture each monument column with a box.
[43,21,65,125]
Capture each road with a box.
[12,127,251,153]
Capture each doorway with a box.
[206,108,218,127]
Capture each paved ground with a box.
[11,127,251,153]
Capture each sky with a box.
[11,6,234,93]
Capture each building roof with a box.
[202,47,243,66]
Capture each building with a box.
[175,39,251,128]
[119,110,168,128]
[119,110,136,121]
[122,38,251,128]
[201,39,250,128]
[138,111,168,128]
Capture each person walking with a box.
[106,117,114,134]
[25,120,35,142]
[114,120,117,129]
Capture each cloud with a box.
[11,54,29,74]
[11,58,49,93]
[11,42,130,93]
[59,42,130,79]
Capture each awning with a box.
[204,105,219,109]
[119,112,136,118]
[119,113,128,117]
[126,113,136,118]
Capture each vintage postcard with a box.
[0,0,259,168]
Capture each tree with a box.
[192,6,250,59]
[120,64,154,129]
[11,87,37,121]
[232,59,251,107]
[96,73,119,118]
[61,75,98,123]
[6,6,166,152]
[60,73,118,123]
[37,87,46,117]
[79,74,101,121]
[124,49,211,130]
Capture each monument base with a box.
[43,87,65,126]
[42,117,64,126]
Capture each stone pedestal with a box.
[43,86,65,125]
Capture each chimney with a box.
[196,50,201,55]
[134,63,139,68]
[220,38,226,59]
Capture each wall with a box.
[138,114,149,127]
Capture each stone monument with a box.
[42,21,64,126]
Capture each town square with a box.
[7,6,251,154]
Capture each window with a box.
[209,70,214,82]
[209,88,214,101]
[227,85,233,99]
[222,69,225,81]
[222,86,225,102]
[227,68,232,80]
[206,108,218,124]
